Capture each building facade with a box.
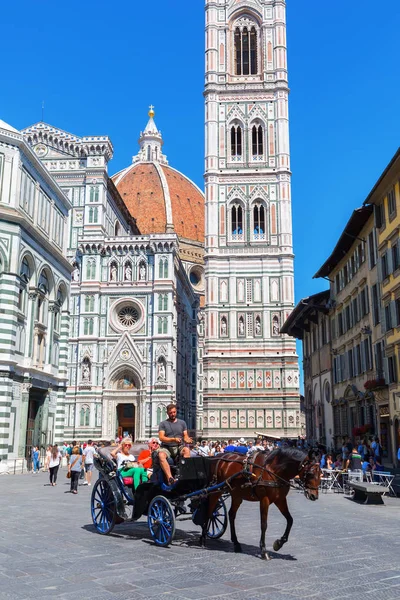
[203,0,300,439]
[281,291,334,448]
[313,206,388,452]
[0,120,71,466]
[22,114,201,443]
[364,148,400,463]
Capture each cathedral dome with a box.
[112,109,204,244]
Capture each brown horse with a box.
[200,447,321,559]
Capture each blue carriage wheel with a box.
[148,495,176,547]
[207,497,228,539]
[91,478,117,535]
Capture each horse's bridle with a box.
[211,451,320,497]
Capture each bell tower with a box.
[203,0,300,438]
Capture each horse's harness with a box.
[211,451,319,498]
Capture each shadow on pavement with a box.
[81,522,297,560]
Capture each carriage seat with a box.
[96,446,117,474]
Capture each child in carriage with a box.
[111,437,148,490]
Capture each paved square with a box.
[0,471,400,600]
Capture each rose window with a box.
[117,306,139,327]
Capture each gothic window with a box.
[234,25,258,75]
[253,203,266,240]
[246,313,254,337]
[85,295,95,312]
[84,318,94,336]
[158,317,168,334]
[88,207,98,223]
[86,259,96,280]
[20,257,31,282]
[252,124,264,160]
[80,404,90,427]
[159,257,169,279]
[37,270,49,323]
[89,186,99,203]
[230,125,242,160]
[19,257,31,311]
[147,145,151,161]
[158,294,168,311]
[114,221,120,236]
[231,204,244,240]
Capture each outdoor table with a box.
[321,469,344,492]
[371,472,395,496]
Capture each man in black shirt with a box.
[156,404,192,484]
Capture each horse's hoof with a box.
[260,551,271,560]
[234,543,242,553]
[199,537,205,548]
[273,539,282,552]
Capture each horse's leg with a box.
[272,495,293,552]
[259,496,271,560]
[229,493,243,553]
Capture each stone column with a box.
[18,381,32,458]
[41,391,50,449]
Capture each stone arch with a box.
[110,366,141,391]
[19,251,36,286]
[37,265,55,300]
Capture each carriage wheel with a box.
[91,478,117,535]
[148,495,176,547]
[207,497,228,539]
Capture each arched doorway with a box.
[116,403,135,439]
[110,369,140,440]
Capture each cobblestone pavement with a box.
[1,470,400,600]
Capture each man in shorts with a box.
[158,404,192,484]
[82,439,96,486]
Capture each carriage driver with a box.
[156,404,192,484]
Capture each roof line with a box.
[363,147,400,205]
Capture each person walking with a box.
[82,440,96,486]
[49,445,61,486]
[32,446,40,474]
[44,445,52,471]
[397,444,400,469]
[68,446,82,494]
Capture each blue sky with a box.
[2,0,400,305]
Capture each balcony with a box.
[364,372,388,391]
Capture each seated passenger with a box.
[149,438,175,485]
[111,437,148,489]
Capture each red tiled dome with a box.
[112,162,204,243]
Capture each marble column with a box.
[18,382,32,458]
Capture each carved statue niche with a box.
[81,358,91,383]
[157,358,166,381]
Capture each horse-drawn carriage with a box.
[91,448,229,547]
[91,446,321,559]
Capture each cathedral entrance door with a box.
[25,389,46,466]
[116,404,135,440]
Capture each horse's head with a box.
[299,454,321,501]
